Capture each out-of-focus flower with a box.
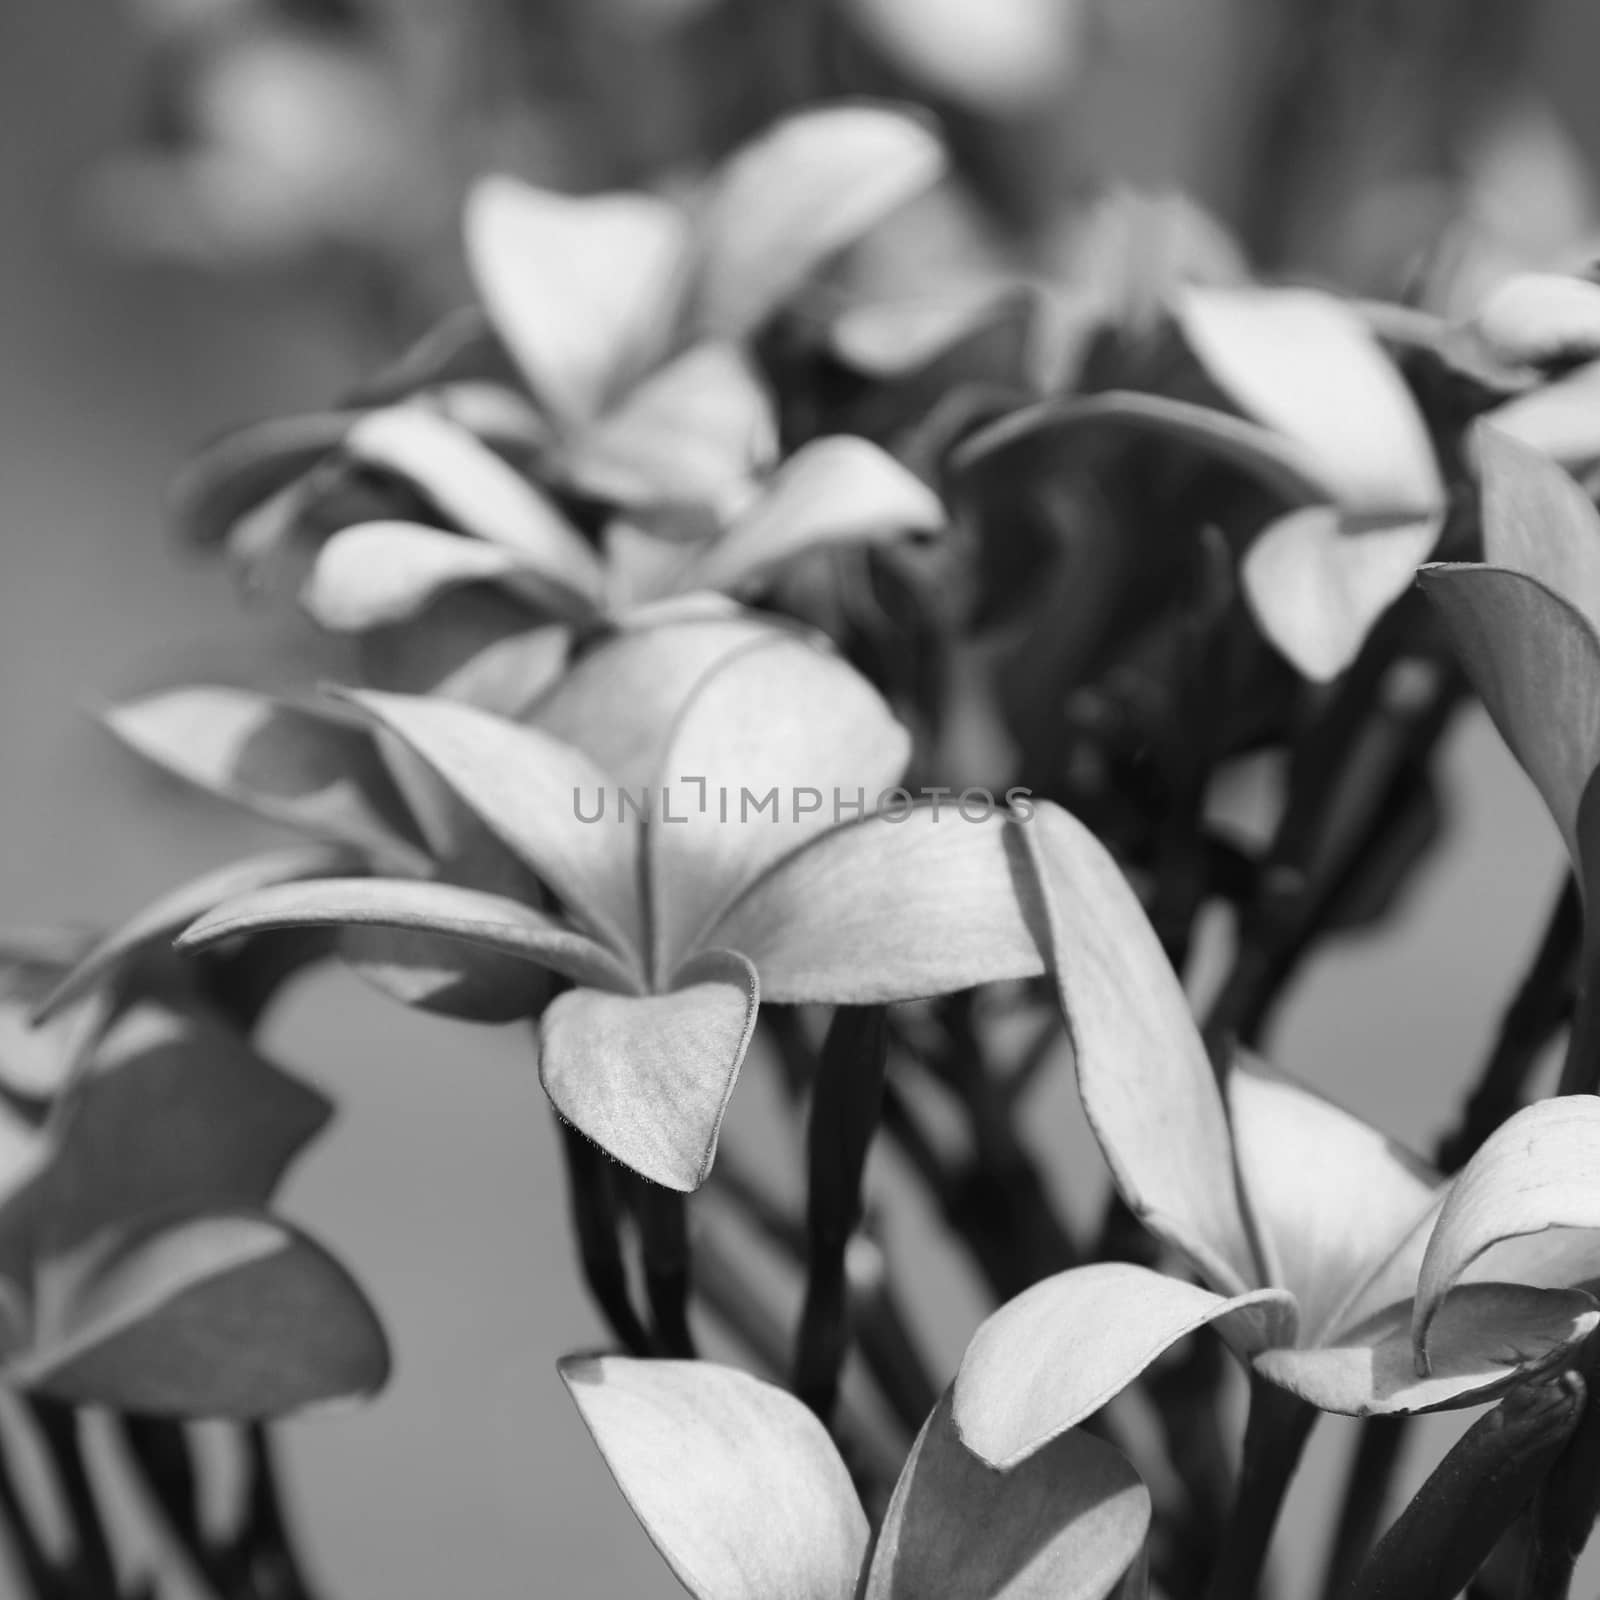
[170,621,1050,1190]
[0,940,387,1417]
[950,803,1600,1467]
[561,1354,1152,1600]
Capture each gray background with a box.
[2,2,1597,1595]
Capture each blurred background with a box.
[5,0,1600,1593]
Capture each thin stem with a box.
[29,1400,119,1598]
[794,1005,889,1423]
[1520,1354,1600,1600]
[0,1406,60,1599]
[634,1185,696,1358]
[1319,1416,1411,1600]
[1558,915,1600,1097]
[555,1118,652,1356]
[232,1425,320,1600]
[1203,1376,1316,1600]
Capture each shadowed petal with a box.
[706,808,1044,1003]
[104,688,430,873]
[1021,803,1259,1296]
[692,105,945,339]
[953,1262,1294,1468]
[1484,362,1600,473]
[465,177,688,427]
[687,437,944,595]
[1256,1283,1597,1417]
[538,950,758,1191]
[648,633,910,978]
[865,1389,1151,1600]
[176,877,640,996]
[1414,1098,1600,1365]
[16,1212,389,1418]
[336,690,643,957]
[1227,1059,1441,1346]
[560,1355,866,1600]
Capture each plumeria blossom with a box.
[0,943,386,1417]
[174,104,946,597]
[950,804,1600,1467]
[169,620,1051,1190]
[1171,287,1447,682]
[561,1355,1151,1600]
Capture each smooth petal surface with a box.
[465,176,688,426]
[954,1263,1294,1468]
[1227,1060,1441,1346]
[1255,1283,1597,1417]
[865,1390,1150,1600]
[692,105,945,338]
[19,1212,389,1417]
[1475,427,1600,636]
[708,807,1044,1003]
[848,0,1086,113]
[105,688,430,872]
[33,844,356,1023]
[539,950,758,1190]
[561,1355,866,1600]
[1176,288,1444,517]
[1414,1098,1600,1363]
[1484,360,1600,471]
[687,437,945,594]
[1022,803,1259,1296]
[1420,564,1600,865]
[303,523,594,631]
[432,626,573,718]
[176,877,638,995]
[338,690,643,956]
[342,407,605,598]
[1471,274,1600,370]
[172,410,355,545]
[1241,506,1442,681]
[564,342,777,511]
[647,633,911,976]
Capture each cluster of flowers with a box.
[23,97,1600,1597]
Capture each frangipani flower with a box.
[171,620,1049,1190]
[561,1355,1152,1600]
[951,804,1600,1467]
[1173,287,1447,682]
[0,954,386,1418]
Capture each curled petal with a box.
[539,950,758,1191]
[560,1355,866,1600]
[1470,274,1600,371]
[953,1262,1294,1469]
[1256,1283,1597,1417]
[865,1389,1150,1600]
[1414,1097,1600,1364]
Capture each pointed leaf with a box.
[1241,506,1442,681]
[1470,273,1600,371]
[34,845,356,1024]
[172,411,356,545]
[1420,564,1600,865]
[302,522,595,631]
[464,176,688,426]
[1227,1060,1441,1346]
[19,1212,389,1418]
[342,406,605,597]
[336,690,644,957]
[687,437,945,595]
[708,807,1044,1003]
[1255,1283,1597,1417]
[954,1263,1293,1468]
[105,688,430,872]
[1021,803,1259,1297]
[1475,426,1600,634]
[866,1390,1148,1600]
[1414,1098,1600,1364]
[693,106,945,339]
[561,1355,865,1600]
[1482,360,1600,471]
[539,949,758,1191]
[175,877,640,995]
[1175,288,1444,518]
[564,342,778,511]
[646,633,911,976]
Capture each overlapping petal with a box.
[560,1355,867,1600]
[954,1263,1294,1469]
